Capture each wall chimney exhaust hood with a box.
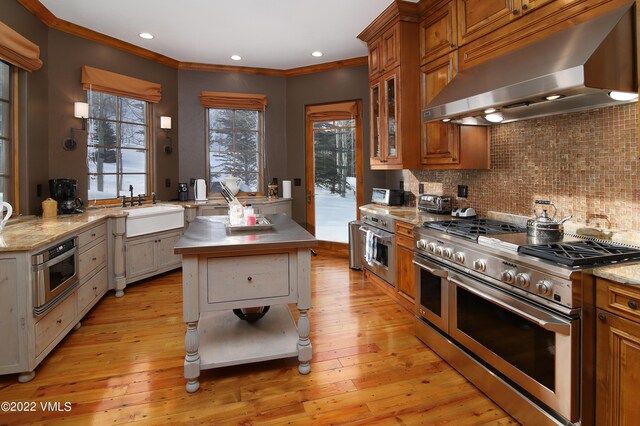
[422,3,637,125]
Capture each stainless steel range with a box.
[413,218,640,426]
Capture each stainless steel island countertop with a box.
[174,213,317,255]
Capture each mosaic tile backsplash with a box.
[406,103,639,231]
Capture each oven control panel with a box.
[414,231,576,309]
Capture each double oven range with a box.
[413,218,640,426]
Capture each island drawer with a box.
[596,278,640,323]
[206,253,290,304]
[78,223,107,253]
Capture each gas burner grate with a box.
[519,240,640,267]
[423,219,526,241]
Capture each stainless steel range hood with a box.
[422,3,637,125]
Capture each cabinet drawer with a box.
[79,239,107,280]
[77,267,108,317]
[395,221,415,240]
[597,278,640,323]
[78,223,107,253]
[35,293,76,356]
[207,253,290,304]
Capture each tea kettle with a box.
[194,179,207,201]
[526,200,572,243]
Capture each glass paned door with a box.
[370,82,381,161]
[384,72,398,159]
[312,119,357,243]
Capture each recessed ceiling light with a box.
[230,55,242,61]
[483,107,496,114]
[545,94,563,101]
[608,91,638,101]
[311,51,323,57]
[484,113,504,123]
[138,32,154,40]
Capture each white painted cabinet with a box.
[125,229,183,284]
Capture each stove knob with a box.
[501,270,515,284]
[454,252,465,264]
[381,220,387,227]
[435,246,444,256]
[515,273,531,288]
[427,242,437,253]
[443,248,454,259]
[416,239,427,249]
[473,259,487,272]
[536,280,553,296]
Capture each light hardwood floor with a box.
[0,249,516,425]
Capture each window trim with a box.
[86,92,154,206]
[0,61,17,212]
[205,107,265,196]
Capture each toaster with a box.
[418,194,452,214]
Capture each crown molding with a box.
[18,0,367,76]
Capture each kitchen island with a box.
[174,213,317,392]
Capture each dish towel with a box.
[365,230,377,265]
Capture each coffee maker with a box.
[49,179,84,214]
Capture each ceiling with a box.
[39,0,412,70]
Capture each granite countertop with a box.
[0,209,126,252]
[593,264,640,288]
[359,204,452,225]
[174,213,316,255]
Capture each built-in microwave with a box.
[32,237,79,316]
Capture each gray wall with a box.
[2,0,49,214]
[47,31,179,204]
[177,70,287,197]
[286,65,387,224]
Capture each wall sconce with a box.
[160,115,173,154]
[64,102,89,151]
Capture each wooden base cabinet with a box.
[595,278,640,425]
[395,221,416,305]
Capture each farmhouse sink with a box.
[125,205,184,237]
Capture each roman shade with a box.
[306,100,361,121]
[81,65,162,103]
[0,20,43,71]
[199,91,267,110]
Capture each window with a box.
[207,108,263,194]
[0,60,13,205]
[87,91,150,200]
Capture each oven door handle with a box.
[447,275,571,335]
[32,248,76,272]
[412,260,448,278]
[359,227,392,243]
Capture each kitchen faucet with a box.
[129,185,134,207]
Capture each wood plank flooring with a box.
[0,250,516,425]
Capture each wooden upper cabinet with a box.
[456,0,520,46]
[368,38,382,78]
[359,0,421,170]
[421,53,459,166]
[381,26,401,71]
[420,0,457,65]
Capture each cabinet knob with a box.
[522,4,529,10]
[93,286,98,290]
[512,9,520,15]
[450,43,455,48]
[629,300,638,310]
[92,257,97,261]
[91,233,96,237]
[598,313,607,321]
[247,276,252,282]
[56,319,62,324]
